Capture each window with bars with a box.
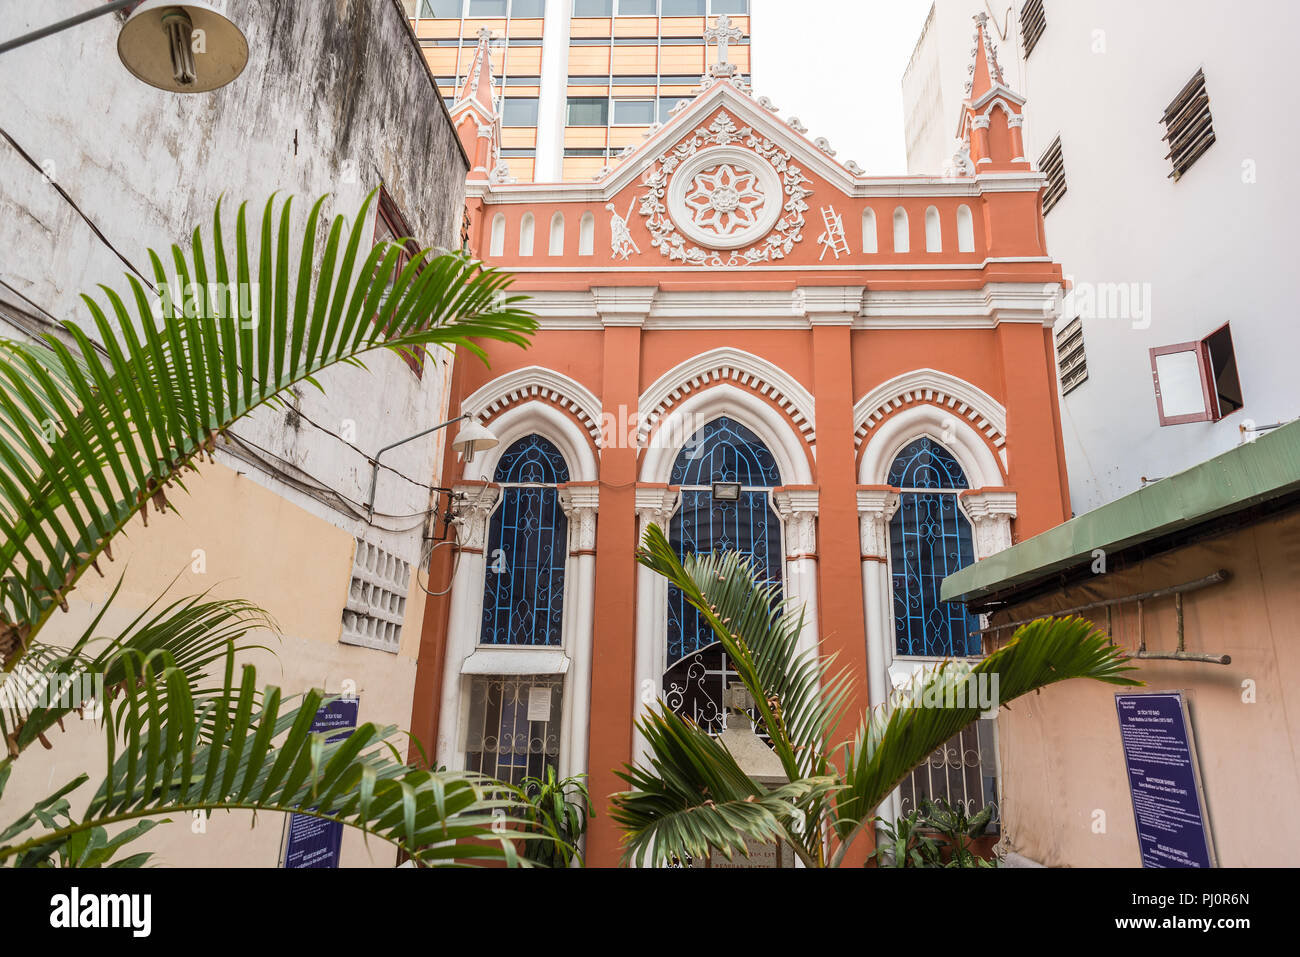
[1055,316,1088,395]
[480,435,570,646]
[898,719,1000,833]
[464,675,563,787]
[888,438,981,659]
[340,540,411,653]
[664,417,783,736]
[1020,0,1046,58]
[1038,135,1067,215]
[1161,68,1215,181]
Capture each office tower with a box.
[407,0,752,181]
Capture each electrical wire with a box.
[1,126,449,506]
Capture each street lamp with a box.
[118,1,248,93]
[0,1,248,94]
[451,419,500,464]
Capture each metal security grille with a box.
[665,417,783,733]
[1055,316,1089,395]
[1038,136,1067,215]
[898,718,1000,830]
[1162,68,1215,181]
[480,435,570,646]
[888,439,981,658]
[1020,0,1046,59]
[464,675,563,787]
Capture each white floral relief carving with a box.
[681,164,765,238]
[637,111,813,267]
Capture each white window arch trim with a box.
[634,384,818,769]
[437,401,599,789]
[856,407,1016,830]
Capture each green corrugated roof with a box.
[941,418,1300,605]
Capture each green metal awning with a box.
[941,419,1300,606]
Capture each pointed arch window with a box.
[480,435,570,646]
[664,417,783,734]
[888,438,981,658]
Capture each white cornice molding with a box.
[460,366,604,445]
[637,347,818,446]
[514,284,1061,331]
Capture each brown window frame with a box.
[1149,324,1244,427]
[372,188,425,378]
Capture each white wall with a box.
[902,1,1026,175]
[0,0,469,866]
[1017,0,1300,511]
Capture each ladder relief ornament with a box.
[637,111,812,266]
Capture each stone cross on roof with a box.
[705,14,743,78]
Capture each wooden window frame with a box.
[372,188,425,378]
[1149,340,1217,426]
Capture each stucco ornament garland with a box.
[637,111,813,266]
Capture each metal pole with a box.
[365,414,467,521]
[0,0,138,55]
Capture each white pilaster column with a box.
[436,483,500,770]
[557,484,599,784]
[857,489,900,711]
[632,486,679,765]
[772,488,820,663]
[858,487,900,824]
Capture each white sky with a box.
[749,0,936,174]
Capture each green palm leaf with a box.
[612,706,839,868]
[0,647,523,868]
[1,576,274,763]
[0,191,535,663]
[620,524,1141,867]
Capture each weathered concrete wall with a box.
[989,508,1300,867]
[0,0,472,866]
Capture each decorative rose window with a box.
[681,164,766,240]
[664,145,784,251]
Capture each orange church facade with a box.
[413,16,1071,866]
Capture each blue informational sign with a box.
[282,696,360,869]
[1114,691,1215,868]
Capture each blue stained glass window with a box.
[480,435,570,646]
[670,416,782,487]
[665,417,782,671]
[888,438,981,657]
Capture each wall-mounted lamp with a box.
[451,419,499,464]
[0,1,248,94]
[118,1,249,93]
[712,482,742,502]
[366,414,499,522]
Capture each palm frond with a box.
[0,648,522,868]
[1,577,275,762]
[830,616,1139,863]
[0,191,536,659]
[611,704,839,868]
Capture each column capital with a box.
[961,488,1017,557]
[559,484,599,554]
[635,485,680,538]
[451,482,501,551]
[857,487,900,560]
[774,488,819,559]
